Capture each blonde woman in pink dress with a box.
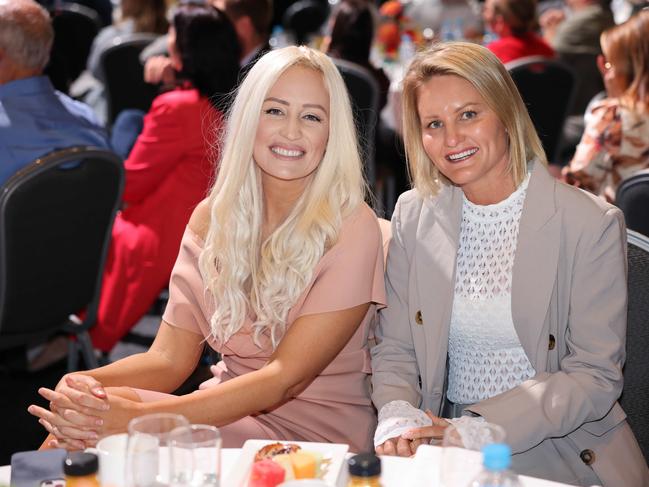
[29,46,386,453]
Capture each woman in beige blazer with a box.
[370,42,649,486]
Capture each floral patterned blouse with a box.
[567,98,649,202]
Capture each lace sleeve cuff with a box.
[446,415,503,450]
[374,400,432,447]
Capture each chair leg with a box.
[67,339,78,372]
[77,331,99,370]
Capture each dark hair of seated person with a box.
[327,0,375,66]
[172,4,241,108]
[492,0,539,36]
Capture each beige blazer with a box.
[371,162,649,486]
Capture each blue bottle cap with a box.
[482,443,511,471]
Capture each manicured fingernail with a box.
[27,406,34,413]
[95,419,103,426]
[92,387,106,397]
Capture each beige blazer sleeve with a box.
[371,194,422,411]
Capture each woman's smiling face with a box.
[253,65,330,191]
[417,74,514,204]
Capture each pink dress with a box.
[151,203,386,452]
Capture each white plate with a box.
[225,439,349,487]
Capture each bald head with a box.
[0,0,54,78]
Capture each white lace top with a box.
[447,172,535,404]
[374,171,536,447]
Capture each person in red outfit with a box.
[483,0,554,64]
[90,4,241,352]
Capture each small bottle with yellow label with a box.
[64,452,101,487]
[347,453,382,487]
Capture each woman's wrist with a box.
[105,394,147,436]
[128,397,148,423]
[374,400,432,447]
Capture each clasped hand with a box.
[375,410,450,457]
[27,374,137,450]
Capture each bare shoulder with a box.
[342,202,382,239]
[188,198,211,240]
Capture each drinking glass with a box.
[125,413,190,487]
[439,421,505,487]
[169,424,221,487]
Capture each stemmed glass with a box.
[125,413,190,487]
[439,421,505,487]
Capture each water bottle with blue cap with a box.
[468,443,522,487]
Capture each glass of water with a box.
[169,424,221,487]
[440,421,506,487]
[125,413,190,487]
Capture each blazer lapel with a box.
[512,162,561,367]
[415,185,463,396]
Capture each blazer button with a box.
[415,310,423,325]
[548,334,556,350]
[580,449,595,465]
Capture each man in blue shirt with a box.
[0,0,110,186]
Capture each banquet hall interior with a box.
[1,0,649,479]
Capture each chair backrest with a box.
[0,147,124,349]
[621,230,649,462]
[506,56,576,163]
[557,52,605,117]
[100,34,160,125]
[332,58,380,187]
[45,2,101,93]
[282,0,329,45]
[616,169,649,238]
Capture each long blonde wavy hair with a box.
[199,46,366,349]
[402,42,547,198]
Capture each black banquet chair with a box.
[99,33,160,126]
[45,2,101,94]
[557,52,605,119]
[620,229,649,462]
[506,56,576,164]
[0,147,124,371]
[282,0,329,45]
[616,169,649,238]
[332,58,380,190]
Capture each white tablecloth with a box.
[0,465,8,486]
[0,445,576,487]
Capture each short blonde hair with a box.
[402,41,546,197]
[199,46,366,348]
